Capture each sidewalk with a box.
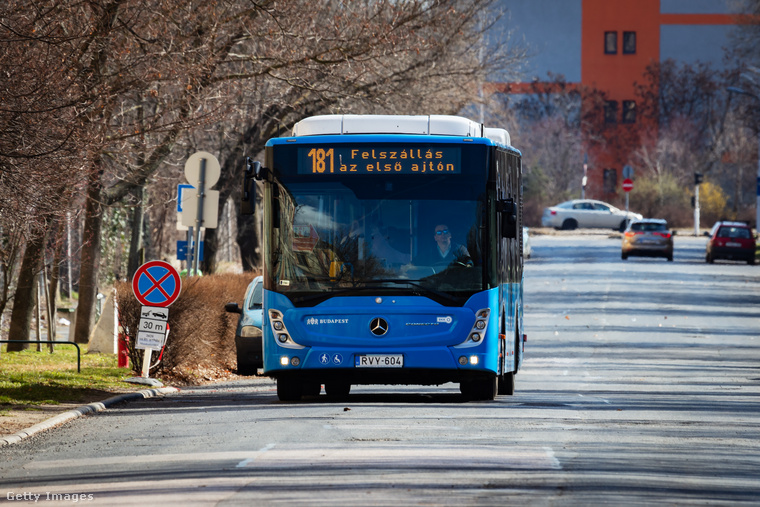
[1,387,179,447]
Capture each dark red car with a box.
[705,221,757,265]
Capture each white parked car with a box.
[541,199,642,232]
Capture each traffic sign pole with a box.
[186,226,193,272]
[141,350,152,378]
[622,178,633,216]
[193,158,206,277]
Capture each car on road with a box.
[225,275,263,374]
[541,199,642,232]
[705,221,756,265]
[621,219,674,261]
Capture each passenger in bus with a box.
[420,224,473,267]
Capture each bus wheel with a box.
[277,377,303,401]
[325,381,350,399]
[302,381,322,397]
[498,371,515,395]
[461,377,496,401]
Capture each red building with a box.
[494,0,747,198]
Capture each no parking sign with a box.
[132,260,182,307]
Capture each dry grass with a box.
[115,272,257,382]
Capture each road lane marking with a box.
[236,443,562,470]
[236,443,276,468]
[323,424,462,430]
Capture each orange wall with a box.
[582,0,660,102]
[581,0,661,195]
[579,2,748,196]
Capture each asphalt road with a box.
[1,232,759,506]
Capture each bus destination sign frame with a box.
[298,145,461,176]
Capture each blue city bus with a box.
[241,115,524,401]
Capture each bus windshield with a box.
[267,173,487,305]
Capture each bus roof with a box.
[290,114,512,148]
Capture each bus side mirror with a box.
[241,158,260,215]
[498,199,518,239]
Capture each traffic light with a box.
[694,172,703,185]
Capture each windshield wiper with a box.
[289,279,459,305]
[370,279,460,304]
[290,284,389,304]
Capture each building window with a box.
[605,31,617,54]
[622,100,636,123]
[604,100,618,123]
[603,169,617,194]
[623,31,636,54]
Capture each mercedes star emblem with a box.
[370,317,388,336]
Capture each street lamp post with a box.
[727,86,760,234]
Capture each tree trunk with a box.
[127,186,144,280]
[237,211,261,272]
[202,225,219,275]
[6,231,47,348]
[73,163,105,344]
[48,219,65,321]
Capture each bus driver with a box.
[425,224,473,268]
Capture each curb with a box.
[0,386,179,447]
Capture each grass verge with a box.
[0,344,142,407]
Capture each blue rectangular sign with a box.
[177,240,204,261]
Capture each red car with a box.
[705,221,757,265]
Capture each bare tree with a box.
[190,0,527,271]
[0,1,89,345]
[727,0,760,91]
[629,59,756,225]
[485,76,608,223]
[1,0,527,344]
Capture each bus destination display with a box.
[298,146,461,175]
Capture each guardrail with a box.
[0,340,81,372]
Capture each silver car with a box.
[541,199,642,232]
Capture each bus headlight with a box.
[267,313,305,349]
[280,356,289,366]
[455,308,490,348]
